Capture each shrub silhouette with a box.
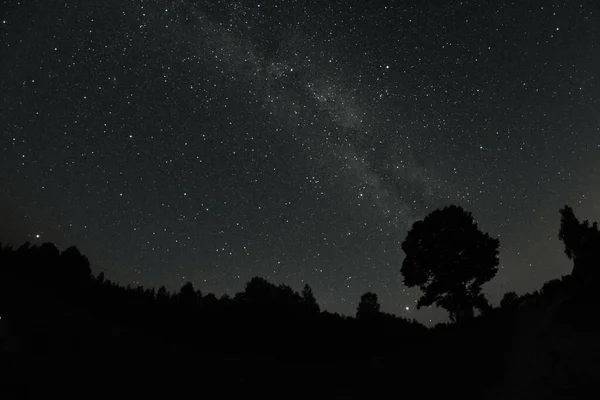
[401,205,499,322]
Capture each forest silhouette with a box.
[1,204,600,399]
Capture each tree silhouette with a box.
[59,246,91,286]
[38,242,60,264]
[559,205,600,287]
[500,291,519,308]
[156,285,170,302]
[179,281,200,305]
[301,284,320,314]
[400,205,499,322]
[541,278,562,298]
[356,292,380,320]
[244,276,274,304]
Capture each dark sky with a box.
[1,0,599,324]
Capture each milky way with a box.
[1,1,599,323]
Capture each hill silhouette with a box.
[0,242,428,399]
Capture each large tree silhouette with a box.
[400,205,499,322]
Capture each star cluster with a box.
[1,0,599,323]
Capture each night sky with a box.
[1,1,599,324]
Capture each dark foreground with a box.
[0,243,598,399]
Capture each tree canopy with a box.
[401,205,499,322]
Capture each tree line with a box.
[1,203,598,333]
